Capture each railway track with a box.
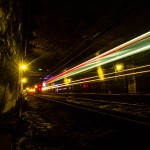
[30,93,150,128]
[15,94,150,149]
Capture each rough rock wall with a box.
[0,0,26,113]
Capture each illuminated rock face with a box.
[0,0,25,113]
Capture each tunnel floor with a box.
[13,95,149,150]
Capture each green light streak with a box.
[46,32,150,83]
[48,35,150,84]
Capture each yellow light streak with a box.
[47,64,150,89]
[46,69,150,90]
[58,69,150,88]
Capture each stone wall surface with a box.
[0,0,26,113]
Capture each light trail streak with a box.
[54,64,150,88]
[55,70,150,89]
[47,65,150,89]
[47,40,150,83]
[46,32,150,84]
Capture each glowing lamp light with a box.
[115,64,124,71]
[97,66,104,80]
[20,64,27,70]
[38,84,42,87]
[29,88,35,92]
[64,78,71,85]
[34,85,38,88]
[22,78,27,83]
[68,78,71,83]
[42,82,46,87]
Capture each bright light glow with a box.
[34,85,38,88]
[22,78,27,83]
[115,64,124,71]
[29,88,35,92]
[42,87,47,91]
[64,78,71,85]
[42,82,46,87]
[20,64,27,70]
[97,66,104,80]
[46,31,150,84]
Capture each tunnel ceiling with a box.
[25,0,150,85]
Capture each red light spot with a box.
[38,84,42,87]
[38,88,41,91]
[83,84,88,88]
